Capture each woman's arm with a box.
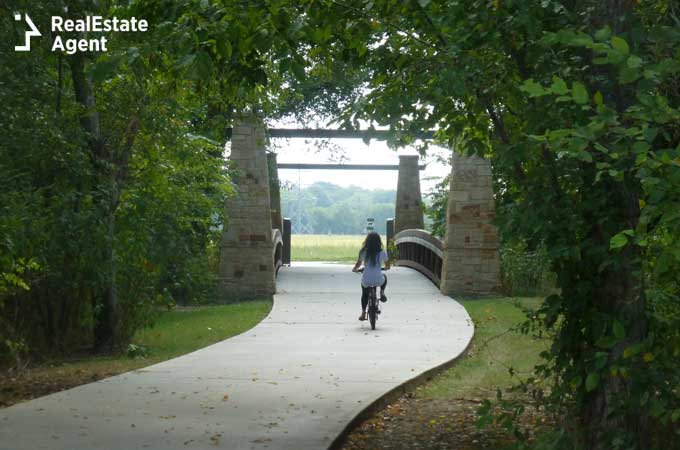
[352,257,362,272]
[382,250,391,270]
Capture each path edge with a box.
[327,306,475,450]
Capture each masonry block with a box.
[395,155,424,233]
[219,115,275,300]
[440,153,501,297]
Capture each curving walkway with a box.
[0,263,473,450]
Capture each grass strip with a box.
[418,297,546,400]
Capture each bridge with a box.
[220,116,501,299]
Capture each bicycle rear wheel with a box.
[368,288,377,330]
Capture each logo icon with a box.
[14,13,42,51]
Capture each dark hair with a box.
[360,232,383,267]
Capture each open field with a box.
[292,234,382,262]
[0,301,272,407]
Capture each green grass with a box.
[418,297,547,400]
[292,234,376,262]
[132,301,272,361]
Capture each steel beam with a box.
[277,163,426,171]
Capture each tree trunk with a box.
[69,52,118,353]
[580,1,649,448]
[580,177,649,449]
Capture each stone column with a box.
[394,155,424,233]
[440,153,501,297]
[267,152,283,231]
[219,116,275,300]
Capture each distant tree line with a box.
[281,182,396,235]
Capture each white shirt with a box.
[359,249,388,287]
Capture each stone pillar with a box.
[440,153,501,297]
[267,152,283,231]
[394,155,424,233]
[219,116,275,300]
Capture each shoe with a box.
[359,312,367,321]
[380,293,387,302]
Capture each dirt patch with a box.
[339,393,551,450]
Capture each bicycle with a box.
[355,268,384,330]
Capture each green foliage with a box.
[424,175,449,239]
[125,343,149,359]
[500,242,555,297]
[0,0,236,361]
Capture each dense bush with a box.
[500,242,554,297]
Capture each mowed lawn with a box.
[418,297,547,399]
[292,234,379,262]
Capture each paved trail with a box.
[0,263,473,450]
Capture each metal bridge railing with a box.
[393,228,443,287]
[272,228,283,275]
[272,218,292,277]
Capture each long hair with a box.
[360,232,383,267]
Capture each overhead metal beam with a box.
[268,128,435,140]
[277,163,427,171]
[225,128,436,140]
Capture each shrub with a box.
[500,241,554,297]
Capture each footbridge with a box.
[220,116,501,299]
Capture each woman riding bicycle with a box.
[352,231,391,321]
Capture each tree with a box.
[288,0,680,447]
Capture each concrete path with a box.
[0,263,473,450]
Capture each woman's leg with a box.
[380,274,387,301]
[360,286,369,319]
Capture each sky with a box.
[270,136,451,194]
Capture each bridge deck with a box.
[0,263,473,450]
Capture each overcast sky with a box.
[270,137,451,194]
